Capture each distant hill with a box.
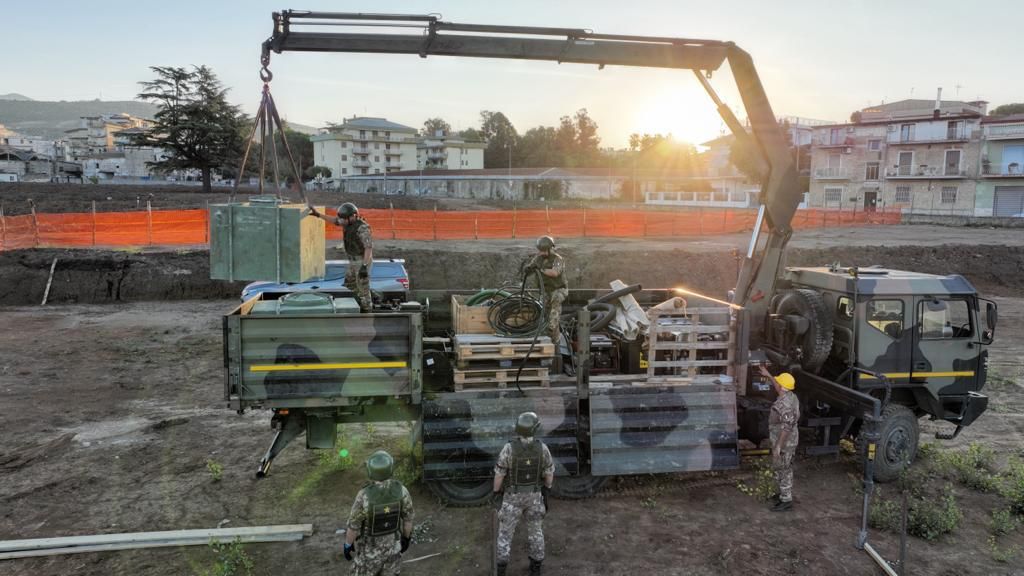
[0,93,34,101]
[0,99,159,139]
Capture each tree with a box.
[422,117,452,137]
[458,127,483,141]
[479,111,519,169]
[991,103,1024,117]
[518,126,558,167]
[305,165,332,179]
[135,65,247,193]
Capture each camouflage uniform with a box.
[346,479,414,576]
[494,437,555,566]
[529,251,567,345]
[769,390,800,503]
[342,216,373,312]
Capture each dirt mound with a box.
[1,243,1020,306]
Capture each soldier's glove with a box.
[358,264,369,279]
[491,491,504,511]
[343,542,355,561]
[541,485,551,512]
[400,535,411,553]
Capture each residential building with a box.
[416,132,486,170]
[979,114,1024,217]
[2,135,63,158]
[66,113,152,159]
[809,95,988,214]
[311,117,418,179]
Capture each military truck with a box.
[222,12,998,504]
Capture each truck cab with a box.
[775,265,997,479]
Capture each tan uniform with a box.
[346,479,414,576]
[528,252,568,345]
[769,390,800,503]
[342,217,374,312]
[494,437,555,566]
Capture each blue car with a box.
[240,259,409,302]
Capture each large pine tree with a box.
[135,66,247,193]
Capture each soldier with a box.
[310,202,374,312]
[525,236,567,359]
[760,365,799,512]
[492,411,555,576]
[343,450,414,576]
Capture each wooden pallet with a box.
[455,357,552,370]
[453,334,555,362]
[452,367,550,390]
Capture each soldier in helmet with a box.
[760,365,800,512]
[310,202,374,312]
[525,236,567,363]
[343,450,414,575]
[492,411,555,576]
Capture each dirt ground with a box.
[2,221,1024,575]
[0,296,1021,576]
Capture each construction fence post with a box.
[474,216,479,240]
[643,211,648,237]
[147,200,153,245]
[512,205,517,239]
[545,205,550,234]
[390,202,396,240]
[0,203,6,251]
[204,200,209,244]
[432,203,437,240]
[92,201,97,246]
[30,200,39,248]
[698,206,704,236]
[582,206,587,238]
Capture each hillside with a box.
[0,93,34,101]
[0,99,159,139]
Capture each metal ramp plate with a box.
[422,388,579,481]
[589,383,738,476]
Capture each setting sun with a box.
[628,77,731,146]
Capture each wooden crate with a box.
[647,307,735,378]
[451,295,493,335]
[452,367,550,390]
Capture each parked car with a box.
[240,259,409,302]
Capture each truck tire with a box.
[867,404,920,482]
[426,479,493,507]
[773,289,833,372]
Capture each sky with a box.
[6,0,1024,147]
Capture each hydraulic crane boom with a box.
[261,10,803,345]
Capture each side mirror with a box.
[986,301,997,331]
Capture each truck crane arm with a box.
[262,11,803,345]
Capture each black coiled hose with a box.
[487,293,544,337]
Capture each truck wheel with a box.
[867,404,920,482]
[772,289,833,372]
[426,479,493,507]
[550,475,608,499]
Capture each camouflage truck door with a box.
[858,296,913,382]
[911,296,979,396]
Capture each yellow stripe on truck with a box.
[860,371,974,380]
[250,361,408,373]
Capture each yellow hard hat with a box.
[776,372,796,390]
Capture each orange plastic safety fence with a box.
[0,206,900,251]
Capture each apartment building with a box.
[979,114,1024,216]
[416,132,485,170]
[65,114,152,159]
[311,117,419,178]
[809,96,987,214]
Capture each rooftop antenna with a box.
[955,83,962,97]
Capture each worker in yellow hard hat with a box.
[759,365,800,512]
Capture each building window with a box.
[895,186,911,203]
[361,168,367,175]
[341,168,347,175]
[829,127,842,145]
[385,143,391,150]
[897,151,913,176]
[374,143,380,150]
[374,156,380,162]
[947,120,963,140]
[944,150,961,176]
[342,155,347,161]
[385,131,391,139]
[941,186,958,204]
[899,124,915,142]
[824,186,842,203]
[359,130,366,138]
[341,142,347,148]
[867,139,881,151]
[374,168,380,174]
[372,131,378,137]
[865,162,880,181]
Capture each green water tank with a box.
[209,199,325,283]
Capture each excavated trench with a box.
[1,243,1022,306]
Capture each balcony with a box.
[386,161,403,169]
[352,159,370,168]
[813,167,850,179]
[814,137,854,149]
[986,124,1024,140]
[426,152,447,160]
[351,147,371,155]
[885,165,969,179]
[886,131,969,145]
[982,163,1024,178]
[385,150,402,156]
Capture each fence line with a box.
[0,206,902,251]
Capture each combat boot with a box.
[771,499,793,512]
[496,562,507,576]
[529,557,543,575]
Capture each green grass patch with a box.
[197,538,254,576]
[869,484,962,541]
[1000,457,1024,514]
[206,459,223,483]
[930,442,999,492]
[736,457,776,502]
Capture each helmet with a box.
[775,372,796,391]
[366,450,394,481]
[536,236,555,251]
[515,411,541,437]
[338,202,359,218]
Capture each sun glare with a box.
[630,82,728,147]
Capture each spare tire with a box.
[772,288,833,372]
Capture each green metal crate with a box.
[209,199,325,282]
